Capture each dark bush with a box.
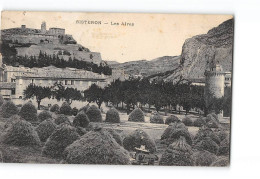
[193,150,217,166]
[206,113,219,122]
[182,116,193,126]
[73,113,90,128]
[194,127,221,145]
[55,114,71,125]
[63,129,130,164]
[60,102,72,115]
[72,107,78,116]
[2,120,40,146]
[36,119,57,142]
[161,122,192,146]
[128,108,144,122]
[50,104,60,113]
[86,105,102,122]
[150,113,164,124]
[38,110,52,122]
[193,117,206,127]
[206,119,220,128]
[210,156,229,166]
[78,104,90,114]
[194,137,219,155]
[0,94,4,107]
[218,136,230,156]
[42,124,80,158]
[75,127,87,136]
[105,108,120,123]
[0,101,19,118]
[123,129,156,153]
[159,137,194,166]
[19,102,38,122]
[214,129,228,142]
[165,115,180,125]
[105,128,123,146]
[4,115,21,130]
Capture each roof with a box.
[189,78,205,83]
[0,82,16,89]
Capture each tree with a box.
[63,87,82,104]
[23,84,52,110]
[84,84,104,109]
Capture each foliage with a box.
[218,136,230,156]
[192,150,217,166]
[23,84,52,110]
[159,137,194,166]
[19,102,38,122]
[150,113,164,124]
[210,156,229,166]
[128,108,144,122]
[194,127,221,145]
[2,120,40,146]
[0,101,19,118]
[60,102,72,115]
[73,113,90,128]
[193,117,206,127]
[182,116,193,126]
[84,84,104,109]
[63,129,130,164]
[194,137,219,154]
[72,107,78,116]
[86,105,102,122]
[105,128,123,146]
[50,104,60,113]
[4,115,21,130]
[123,129,156,153]
[165,115,180,125]
[78,104,90,114]
[0,94,4,107]
[38,110,52,122]
[54,114,71,125]
[105,108,120,123]
[36,119,57,142]
[42,124,80,158]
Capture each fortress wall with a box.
[10,34,59,44]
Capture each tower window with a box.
[71,80,74,85]
[11,89,16,95]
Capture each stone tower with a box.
[41,21,46,34]
[204,58,225,116]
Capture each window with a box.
[71,80,74,85]
[11,78,16,83]
[11,89,16,95]
[31,79,34,84]
[65,80,68,85]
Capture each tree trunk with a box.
[37,100,41,110]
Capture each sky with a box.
[1,11,232,63]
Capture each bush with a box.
[194,127,221,145]
[159,137,194,166]
[123,129,156,153]
[4,115,21,130]
[50,104,60,113]
[193,117,206,127]
[19,102,38,122]
[78,104,90,114]
[60,102,72,115]
[72,107,78,116]
[165,115,180,125]
[54,114,71,125]
[0,101,19,118]
[0,94,4,107]
[206,113,219,122]
[86,105,102,122]
[63,129,130,164]
[75,127,87,136]
[38,110,52,122]
[42,124,80,158]
[182,116,193,126]
[2,120,40,146]
[218,136,230,156]
[206,119,220,128]
[194,137,219,155]
[210,156,229,166]
[105,128,123,146]
[73,113,90,128]
[36,119,57,142]
[105,108,120,123]
[161,122,192,146]
[214,129,228,142]
[128,108,144,122]
[150,113,164,124]
[193,150,217,166]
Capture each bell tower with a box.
[41,21,46,34]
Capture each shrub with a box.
[105,128,123,146]
[54,114,71,125]
[165,115,180,125]
[78,104,90,114]
[161,122,192,145]
[206,113,219,122]
[0,94,4,107]
[73,113,90,128]
[86,105,102,122]
[2,120,40,146]
[214,129,228,142]
[150,113,164,124]
[0,101,19,118]
[194,137,219,154]
[4,115,21,130]
[123,129,156,153]
[193,150,217,166]
[38,110,52,122]
[218,136,230,156]
[105,108,120,123]
[194,127,221,145]
[210,156,229,166]
[36,119,57,142]
[128,108,144,122]
[182,116,193,126]
[193,117,206,127]
[60,102,72,115]
[50,104,60,113]
[75,127,87,136]
[42,124,80,158]
[63,129,130,164]
[159,137,194,166]
[207,119,220,128]
[19,102,38,122]
[72,107,78,116]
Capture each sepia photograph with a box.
[0,11,233,166]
